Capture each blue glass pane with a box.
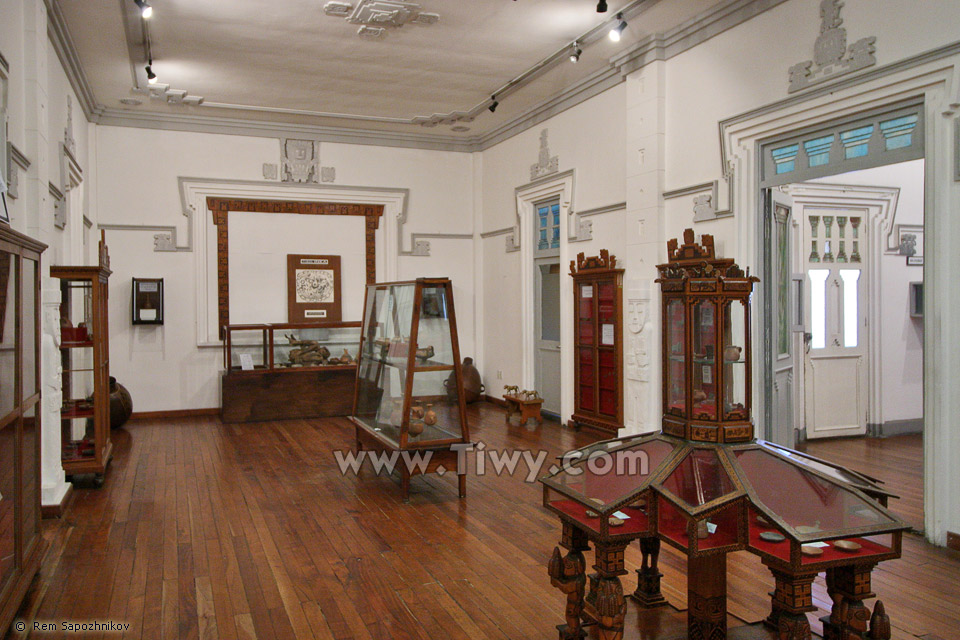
[771,143,799,174]
[879,114,919,151]
[803,134,834,167]
[840,125,874,159]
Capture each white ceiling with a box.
[57,0,724,144]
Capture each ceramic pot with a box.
[724,345,742,362]
[423,404,437,426]
[445,357,485,403]
[408,421,424,437]
[411,404,425,420]
[109,377,133,429]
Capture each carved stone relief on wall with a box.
[788,0,876,93]
[281,138,321,183]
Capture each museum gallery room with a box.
[2,0,960,638]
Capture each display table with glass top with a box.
[539,230,907,640]
[351,278,471,500]
[220,321,361,423]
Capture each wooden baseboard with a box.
[483,394,507,408]
[40,485,73,519]
[130,408,221,420]
[948,531,960,552]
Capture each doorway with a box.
[535,260,561,417]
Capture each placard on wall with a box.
[287,254,341,323]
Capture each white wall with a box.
[811,160,925,426]
[94,126,476,412]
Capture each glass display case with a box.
[51,231,112,483]
[539,230,910,640]
[223,322,361,371]
[0,224,46,637]
[351,278,470,500]
[657,228,757,444]
[220,321,361,423]
[569,250,624,433]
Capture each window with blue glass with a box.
[537,201,561,251]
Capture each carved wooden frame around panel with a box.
[206,197,384,337]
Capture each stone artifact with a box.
[414,345,434,362]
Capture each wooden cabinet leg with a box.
[688,554,726,639]
[821,564,877,640]
[631,536,667,608]
[458,473,466,498]
[548,523,589,640]
[763,563,816,640]
[592,541,628,640]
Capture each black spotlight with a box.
[596,0,608,12]
[489,98,498,113]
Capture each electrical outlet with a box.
[497,370,503,380]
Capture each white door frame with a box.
[718,51,960,545]
[515,170,576,422]
[783,183,901,435]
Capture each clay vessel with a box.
[445,357,485,403]
[423,404,438,426]
[723,345,742,362]
[408,420,424,437]
[109,377,133,429]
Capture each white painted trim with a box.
[720,52,960,546]
[515,171,575,422]
[784,182,900,441]
[103,178,408,347]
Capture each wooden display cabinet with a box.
[656,229,759,444]
[220,321,361,423]
[0,225,46,636]
[569,250,624,434]
[51,231,112,484]
[351,278,471,500]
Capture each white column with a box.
[621,61,666,435]
[22,0,72,507]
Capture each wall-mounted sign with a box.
[132,277,164,325]
[287,254,341,323]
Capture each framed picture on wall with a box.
[897,224,923,266]
[287,254,342,323]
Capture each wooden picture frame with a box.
[131,277,164,325]
[287,254,341,323]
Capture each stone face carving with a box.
[788,0,876,93]
[693,194,714,221]
[625,289,652,431]
[530,129,559,181]
[281,138,320,183]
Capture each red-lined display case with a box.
[569,250,623,433]
[540,230,910,640]
[51,231,112,485]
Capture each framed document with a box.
[287,254,341,323]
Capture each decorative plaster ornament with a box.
[281,138,320,183]
[262,163,278,180]
[788,0,876,93]
[530,129,559,181]
[323,0,439,39]
[320,166,336,183]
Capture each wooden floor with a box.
[9,406,958,640]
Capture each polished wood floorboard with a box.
[800,434,925,532]
[10,407,958,640]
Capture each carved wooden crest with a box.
[570,249,619,276]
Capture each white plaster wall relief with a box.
[568,202,626,244]
[98,176,198,253]
[663,178,733,223]
[323,0,439,39]
[64,95,76,156]
[281,138,321,183]
[396,201,472,257]
[321,166,336,183]
[787,0,876,94]
[6,143,30,200]
[262,163,278,180]
[58,142,83,230]
[955,116,960,181]
[625,285,651,431]
[48,183,64,230]
[530,129,559,182]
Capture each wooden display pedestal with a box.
[504,393,543,426]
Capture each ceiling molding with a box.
[44,0,101,121]
[48,0,791,153]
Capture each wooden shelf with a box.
[60,340,94,349]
